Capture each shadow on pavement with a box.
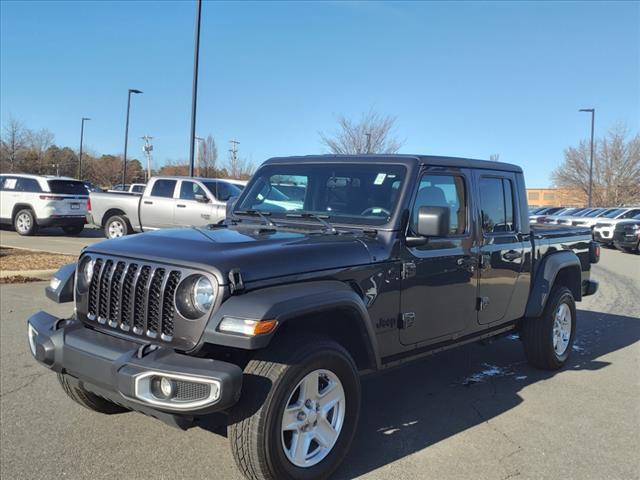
[332,309,639,479]
[0,224,104,238]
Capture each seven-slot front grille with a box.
[87,258,182,343]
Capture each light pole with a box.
[188,0,203,177]
[123,88,143,185]
[78,117,90,179]
[579,108,595,207]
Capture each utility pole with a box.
[78,117,90,179]
[229,139,240,177]
[188,0,203,177]
[140,135,154,182]
[122,88,143,185]
[579,108,595,207]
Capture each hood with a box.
[85,226,375,284]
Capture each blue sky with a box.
[1,0,638,187]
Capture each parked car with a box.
[108,183,146,194]
[592,208,640,245]
[88,176,243,238]
[529,206,565,224]
[83,181,103,193]
[29,154,599,480]
[542,207,589,224]
[0,174,87,235]
[612,215,640,253]
[555,207,609,226]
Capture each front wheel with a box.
[522,286,576,370]
[57,373,127,414]
[228,336,360,480]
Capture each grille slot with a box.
[84,257,188,345]
[174,381,211,402]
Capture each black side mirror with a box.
[406,206,450,246]
[194,193,209,203]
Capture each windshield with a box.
[585,208,606,217]
[235,163,407,226]
[603,208,625,218]
[48,180,88,195]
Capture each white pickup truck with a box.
[88,176,243,239]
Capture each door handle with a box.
[143,201,153,205]
[503,250,522,261]
[176,204,186,208]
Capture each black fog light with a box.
[151,376,175,400]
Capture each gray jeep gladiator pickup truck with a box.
[28,155,599,480]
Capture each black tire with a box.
[522,286,576,370]
[13,209,37,236]
[104,215,130,239]
[62,225,84,235]
[228,336,361,480]
[57,373,127,414]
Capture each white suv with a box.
[592,207,640,245]
[0,174,88,236]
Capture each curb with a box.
[0,269,57,281]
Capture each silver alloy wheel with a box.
[281,369,346,468]
[553,302,572,356]
[108,220,125,238]
[16,212,32,234]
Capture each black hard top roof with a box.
[264,154,522,173]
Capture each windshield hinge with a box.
[228,269,245,295]
[401,261,416,280]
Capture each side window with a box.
[479,177,516,233]
[621,209,640,219]
[411,174,467,235]
[16,178,42,192]
[1,177,18,190]
[150,180,177,198]
[179,181,206,200]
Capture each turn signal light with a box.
[218,318,278,336]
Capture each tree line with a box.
[0,117,253,187]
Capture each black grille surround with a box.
[77,254,221,351]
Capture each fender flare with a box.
[199,280,380,369]
[525,251,582,318]
[12,203,36,220]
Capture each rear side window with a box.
[479,177,516,233]
[16,178,42,193]
[1,177,18,190]
[47,180,87,195]
[150,180,177,198]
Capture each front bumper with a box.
[28,311,242,420]
[593,230,612,244]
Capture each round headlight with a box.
[176,274,217,319]
[77,256,95,293]
[193,276,214,313]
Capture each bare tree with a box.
[552,126,640,206]
[319,109,404,155]
[489,153,500,162]
[198,134,218,177]
[27,128,55,173]
[0,117,28,172]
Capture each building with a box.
[526,188,586,208]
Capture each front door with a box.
[476,173,525,325]
[175,180,216,227]
[399,168,478,345]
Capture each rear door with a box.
[174,180,215,227]
[140,179,177,229]
[0,176,19,219]
[476,172,525,325]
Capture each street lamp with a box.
[123,88,143,185]
[188,0,203,177]
[78,117,90,179]
[579,108,595,208]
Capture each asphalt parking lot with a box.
[0,225,104,255]
[1,247,638,480]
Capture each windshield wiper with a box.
[285,213,337,234]
[234,209,276,227]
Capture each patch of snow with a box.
[515,375,528,381]
[507,334,520,341]
[463,363,513,385]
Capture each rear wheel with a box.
[228,336,360,480]
[14,209,37,236]
[62,225,84,235]
[522,286,576,370]
[57,373,127,414]
[104,215,129,239]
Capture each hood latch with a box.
[228,269,245,295]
